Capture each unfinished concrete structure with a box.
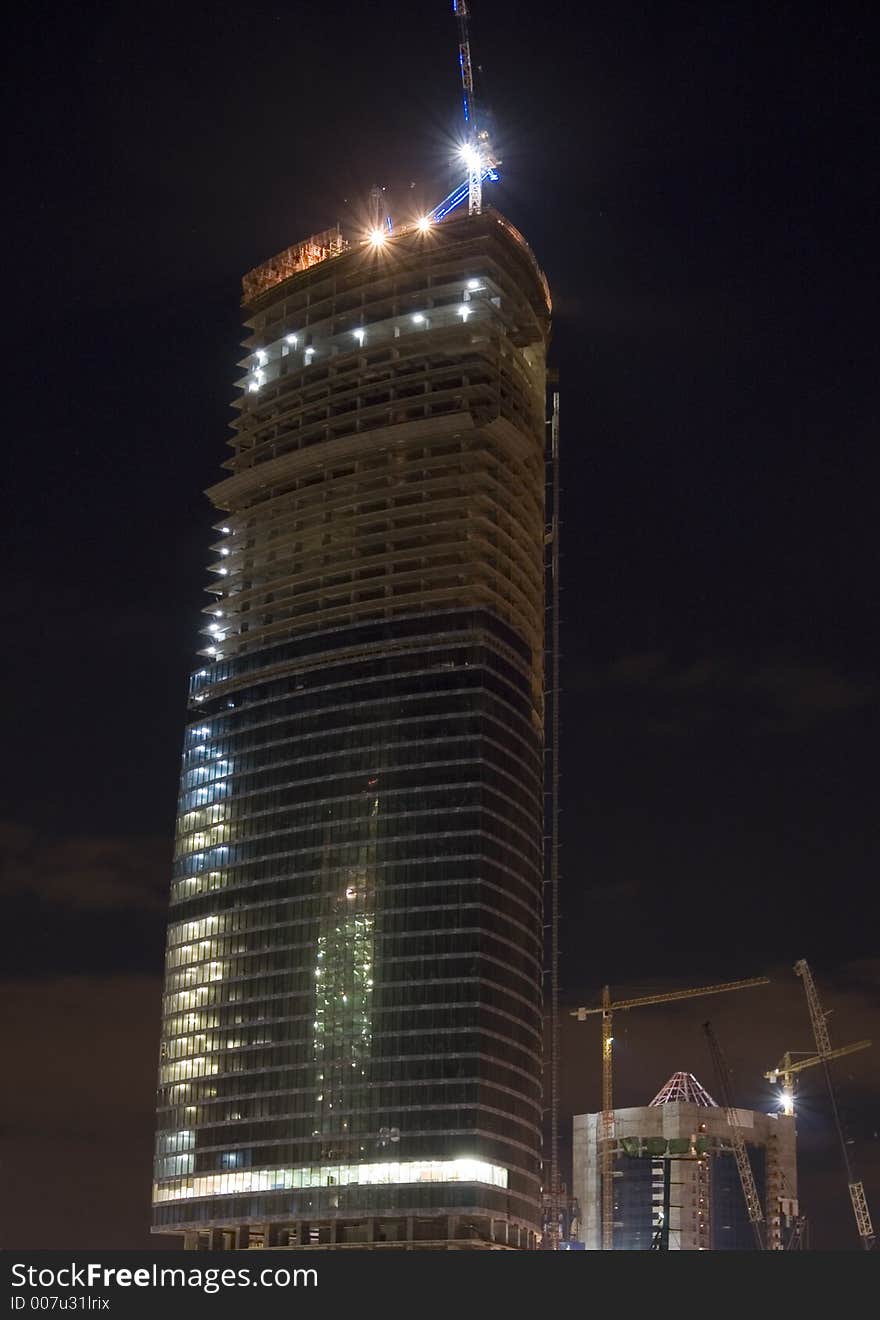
[151,210,551,1250]
[573,1072,798,1250]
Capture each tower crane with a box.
[703,1020,766,1249]
[765,1040,871,1117]
[452,1,499,214]
[794,958,876,1250]
[368,5,501,235]
[571,975,769,1250]
[425,3,501,224]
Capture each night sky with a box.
[2,1,877,1251]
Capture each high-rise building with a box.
[151,210,551,1250]
[573,1072,799,1250]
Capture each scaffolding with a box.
[241,226,348,303]
[543,387,561,1245]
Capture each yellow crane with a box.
[571,975,770,1250]
[704,1019,765,1249]
[766,1040,871,1117]
[794,959,875,1250]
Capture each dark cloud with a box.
[0,825,170,980]
[0,821,169,911]
[572,651,876,732]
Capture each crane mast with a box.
[454,0,476,131]
[703,1021,765,1249]
[794,959,876,1250]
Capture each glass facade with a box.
[711,1147,766,1250]
[152,212,551,1248]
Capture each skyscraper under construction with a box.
[573,1073,799,1250]
[151,210,551,1250]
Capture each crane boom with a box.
[766,1041,871,1080]
[573,976,770,1018]
[703,1021,765,1249]
[794,959,875,1250]
[766,1040,871,1117]
[571,974,768,1249]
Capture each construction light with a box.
[368,228,386,247]
[417,216,432,233]
[459,143,482,169]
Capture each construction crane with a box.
[794,958,876,1250]
[452,0,500,214]
[703,1020,765,1249]
[368,5,501,234]
[765,1040,871,1117]
[571,975,769,1250]
[425,2,501,223]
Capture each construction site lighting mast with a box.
[794,959,876,1250]
[571,976,770,1251]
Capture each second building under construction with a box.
[573,1072,798,1250]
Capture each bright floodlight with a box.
[459,143,482,169]
[368,228,386,247]
[417,216,432,233]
